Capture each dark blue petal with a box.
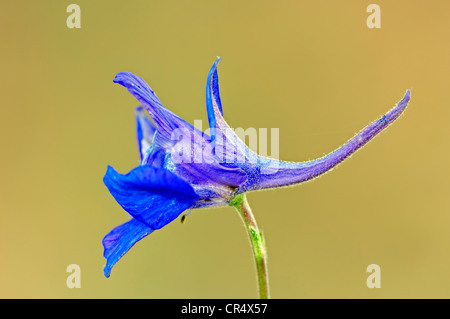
[135,106,156,162]
[102,218,154,278]
[103,165,199,229]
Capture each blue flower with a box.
[103,57,410,277]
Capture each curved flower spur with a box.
[103,57,410,298]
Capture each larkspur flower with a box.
[103,57,410,279]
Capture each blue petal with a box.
[205,58,260,168]
[135,106,156,163]
[206,57,223,147]
[102,218,154,278]
[114,66,249,189]
[114,71,193,146]
[103,165,199,229]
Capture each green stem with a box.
[231,194,270,299]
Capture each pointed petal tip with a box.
[104,266,111,278]
[211,57,221,71]
[402,89,411,104]
[102,235,113,278]
[392,89,411,118]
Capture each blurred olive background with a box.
[0,0,449,298]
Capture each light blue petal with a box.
[135,106,156,163]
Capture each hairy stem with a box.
[231,194,269,299]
